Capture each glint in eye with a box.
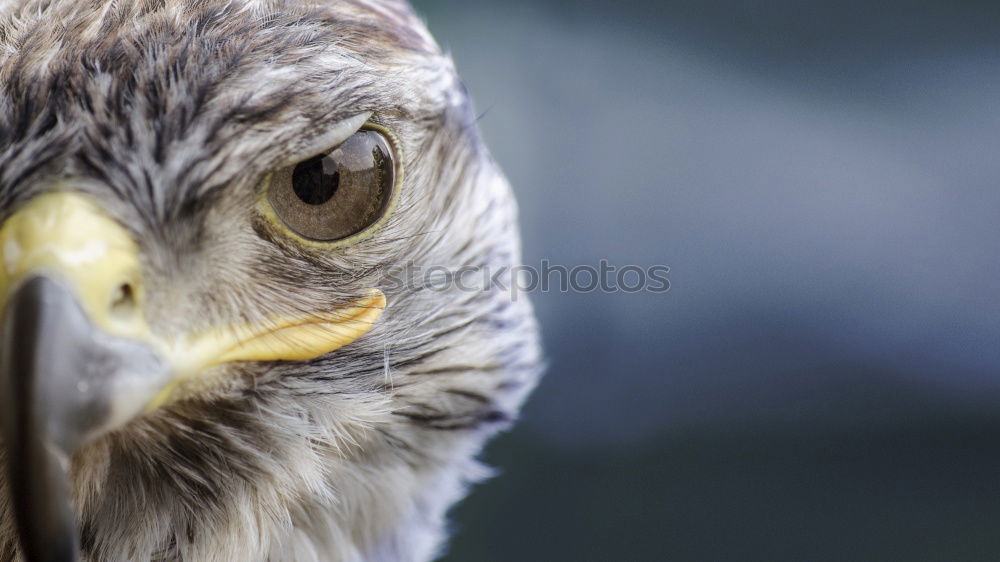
[268,127,397,242]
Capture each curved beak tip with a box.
[0,276,167,562]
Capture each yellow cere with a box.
[0,192,150,341]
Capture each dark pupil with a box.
[292,155,340,205]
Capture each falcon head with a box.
[0,1,540,560]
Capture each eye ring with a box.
[258,122,403,248]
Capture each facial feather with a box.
[0,0,541,560]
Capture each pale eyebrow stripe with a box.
[280,111,372,166]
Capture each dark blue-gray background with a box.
[412,1,1000,560]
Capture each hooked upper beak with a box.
[0,192,385,561]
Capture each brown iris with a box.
[268,128,396,241]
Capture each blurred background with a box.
[412,1,1000,560]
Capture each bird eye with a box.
[267,127,397,242]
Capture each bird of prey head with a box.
[0,1,541,560]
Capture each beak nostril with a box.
[109,282,137,318]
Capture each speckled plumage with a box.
[0,1,541,560]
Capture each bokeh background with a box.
[411,1,1000,560]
